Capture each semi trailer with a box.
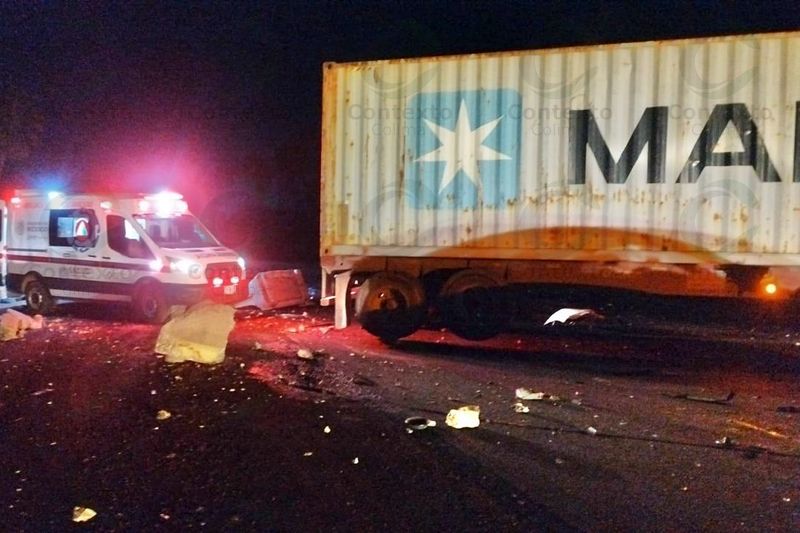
[319,31,800,341]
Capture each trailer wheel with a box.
[355,272,426,343]
[25,280,55,315]
[438,270,510,340]
[133,281,170,324]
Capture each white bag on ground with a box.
[154,301,235,364]
[1,309,44,341]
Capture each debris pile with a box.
[1,309,44,341]
[154,301,235,364]
[445,405,480,429]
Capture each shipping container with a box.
[320,31,800,341]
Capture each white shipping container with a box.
[320,31,800,338]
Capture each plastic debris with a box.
[515,388,560,402]
[515,388,545,400]
[445,405,480,429]
[513,402,530,413]
[1,309,44,341]
[715,436,735,448]
[303,451,313,457]
[544,308,603,326]
[404,417,437,432]
[664,390,735,405]
[154,301,235,364]
[586,426,598,435]
[297,348,314,360]
[323,425,331,434]
[235,269,308,310]
[72,506,97,522]
[156,410,172,421]
[351,457,359,464]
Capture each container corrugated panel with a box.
[321,32,800,266]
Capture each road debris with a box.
[323,425,331,434]
[1,309,44,341]
[72,506,97,522]
[154,301,235,364]
[445,405,480,429]
[515,388,560,402]
[353,374,377,387]
[715,436,736,448]
[404,417,437,432]
[31,387,55,396]
[544,308,603,326]
[156,410,172,421]
[297,348,315,360]
[351,457,359,464]
[777,405,800,413]
[586,426,598,436]
[235,269,308,310]
[730,419,788,440]
[664,390,735,405]
[515,388,545,400]
[513,402,530,413]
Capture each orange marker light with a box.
[764,282,777,295]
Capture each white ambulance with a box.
[0,190,246,322]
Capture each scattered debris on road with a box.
[544,308,604,326]
[515,388,560,402]
[405,417,437,432]
[236,269,308,310]
[730,419,788,440]
[353,374,376,387]
[72,506,97,523]
[154,301,235,364]
[664,390,735,405]
[1,309,44,341]
[586,426,598,436]
[515,388,545,400]
[297,348,315,360]
[445,405,480,429]
[156,410,172,421]
[513,402,530,413]
[715,436,736,448]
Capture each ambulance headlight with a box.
[167,257,200,275]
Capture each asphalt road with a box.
[1,293,799,532]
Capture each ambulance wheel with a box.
[438,270,510,340]
[25,280,55,315]
[133,282,169,324]
[355,272,426,343]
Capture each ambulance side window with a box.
[49,209,98,248]
[107,215,153,259]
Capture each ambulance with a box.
[0,190,246,322]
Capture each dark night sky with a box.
[1,0,798,260]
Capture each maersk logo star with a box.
[405,90,521,209]
[416,100,511,193]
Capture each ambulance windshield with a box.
[133,214,219,249]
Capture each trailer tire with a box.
[355,272,426,343]
[438,270,510,340]
[133,281,170,324]
[24,280,56,315]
